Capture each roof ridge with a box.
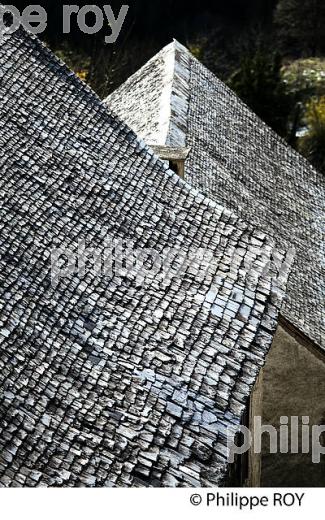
[154,41,175,146]
[164,40,191,147]
[104,41,176,146]
[105,40,192,148]
[172,38,192,55]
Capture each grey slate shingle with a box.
[0,30,291,487]
[106,40,325,349]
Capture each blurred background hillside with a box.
[11,0,325,174]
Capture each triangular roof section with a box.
[106,40,325,349]
[0,29,291,487]
[106,40,189,147]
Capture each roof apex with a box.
[154,38,191,55]
[106,39,191,148]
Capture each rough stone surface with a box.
[0,30,291,487]
[257,326,325,487]
[107,40,325,349]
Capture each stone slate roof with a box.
[106,40,325,349]
[0,29,292,488]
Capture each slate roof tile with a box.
[0,30,292,487]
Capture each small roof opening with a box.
[150,145,191,179]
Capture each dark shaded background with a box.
[9,1,277,47]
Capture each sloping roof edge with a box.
[165,40,190,147]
